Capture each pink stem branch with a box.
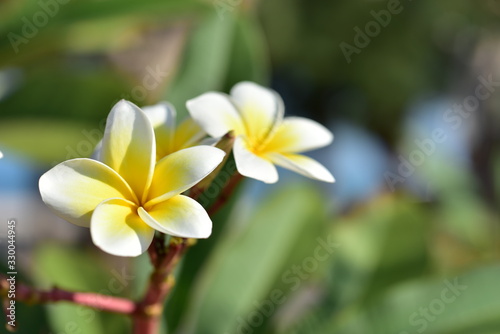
[0,273,137,315]
[132,238,188,334]
[207,172,244,216]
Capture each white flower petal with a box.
[230,81,284,141]
[142,102,176,130]
[138,195,212,239]
[100,100,155,200]
[187,92,246,138]
[146,146,225,205]
[268,153,334,183]
[233,136,278,184]
[39,158,136,227]
[91,198,154,257]
[143,102,176,159]
[264,117,333,153]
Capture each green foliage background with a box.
[0,0,499,333]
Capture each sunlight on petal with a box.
[143,102,176,160]
[146,146,225,205]
[138,195,212,238]
[91,198,154,257]
[172,117,206,153]
[39,158,136,227]
[263,117,333,154]
[233,136,278,184]
[187,92,246,138]
[230,81,284,143]
[268,153,335,183]
[100,100,155,199]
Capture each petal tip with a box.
[236,164,279,184]
[322,173,335,183]
[198,229,212,239]
[115,99,130,108]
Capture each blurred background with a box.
[0,0,499,333]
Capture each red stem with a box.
[132,237,188,334]
[0,273,136,314]
[131,171,243,333]
[208,172,244,216]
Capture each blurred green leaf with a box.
[33,244,130,334]
[330,265,500,334]
[164,11,237,120]
[48,0,207,23]
[224,14,270,89]
[0,119,96,165]
[0,263,51,333]
[0,0,208,33]
[438,195,493,249]
[280,195,432,334]
[1,64,129,120]
[177,183,328,334]
[328,196,431,309]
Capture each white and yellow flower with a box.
[187,81,334,184]
[142,102,206,161]
[39,100,225,257]
[93,102,207,162]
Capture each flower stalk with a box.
[133,236,188,334]
[0,273,137,324]
[207,172,244,216]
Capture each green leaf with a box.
[0,119,96,165]
[50,0,208,23]
[224,14,270,89]
[33,244,131,334]
[0,0,207,32]
[177,183,328,334]
[164,11,237,120]
[327,196,431,309]
[330,265,500,334]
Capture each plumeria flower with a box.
[187,81,334,184]
[93,102,207,162]
[142,102,207,161]
[39,100,225,257]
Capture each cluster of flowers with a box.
[39,82,334,257]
